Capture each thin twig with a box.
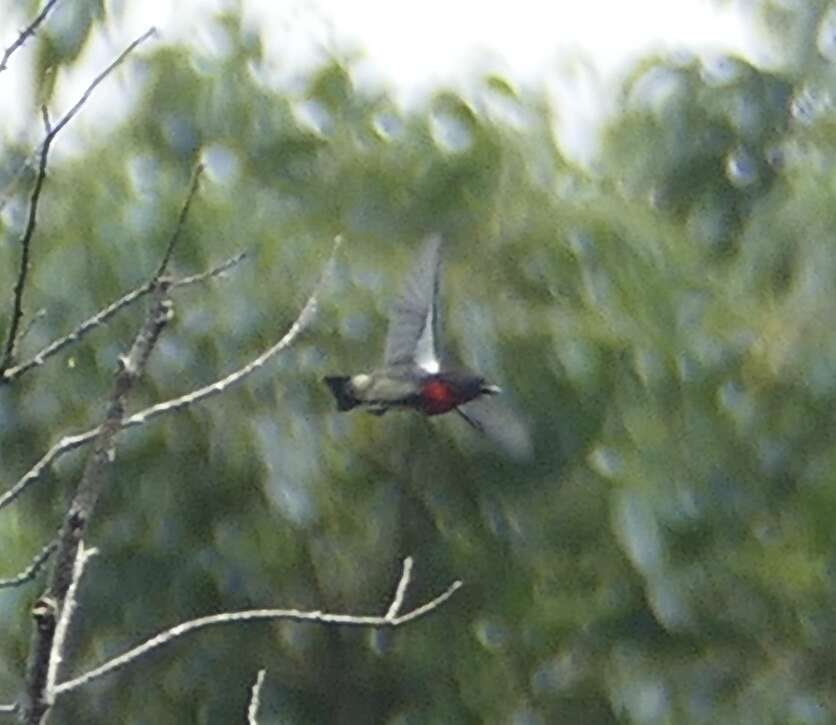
[247,669,267,725]
[0,27,156,377]
[385,556,414,620]
[54,560,461,697]
[40,105,51,134]
[0,539,57,589]
[0,239,336,513]
[0,431,97,513]
[0,0,62,72]
[18,308,47,347]
[46,543,97,696]
[154,164,204,279]
[171,251,247,289]
[3,286,151,383]
[42,28,157,143]
[1,105,54,375]
[2,251,246,384]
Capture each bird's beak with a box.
[482,383,502,395]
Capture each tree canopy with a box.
[3,1,836,722]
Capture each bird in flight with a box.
[324,235,501,428]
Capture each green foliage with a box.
[33,0,106,105]
[3,4,836,723]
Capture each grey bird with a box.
[324,235,501,427]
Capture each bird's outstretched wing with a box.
[384,235,443,373]
[457,396,534,461]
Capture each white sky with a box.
[1,0,766,162]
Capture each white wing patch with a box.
[384,235,443,369]
[415,302,440,373]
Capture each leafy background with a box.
[3,1,836,722]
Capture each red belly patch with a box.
[420,378,459,415]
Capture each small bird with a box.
[324,235,501,427]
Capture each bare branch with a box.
[44,28,157,141]
[385,556,414,620]
[45,543,97,697]
[40,105,51,135]
[171,251,247,289]
[0,539,56,589]
[0,239,336,513]
[0,702,18,714]
[154,163,204,280]
[247,669,267,725]
[1,106,55,375]
[0,431,96,513]
[22,282,173,725]
[0,0,62,72]
[2,251,246,384]
[116,237,340,429]
[54,560,461,697]
[3,287,152,384]
[0,27,156,377]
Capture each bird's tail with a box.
[323,376,360,411]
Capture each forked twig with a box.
[2,251,246,384]
[0,28,156,377]
[0,0,62,72]
[22,282,173,725]
[0,239,339,513]
[53,558,461,697]
[45,543,97,696]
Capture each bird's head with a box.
[437,371,501,404]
